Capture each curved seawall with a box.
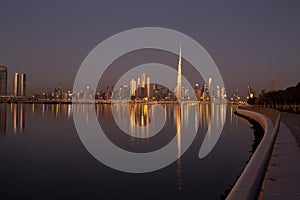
[226,107,280,200]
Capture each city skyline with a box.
[1,1,300,98]
[1,2,300,200]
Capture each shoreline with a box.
[0,99,238,105]
[221,111,265,199]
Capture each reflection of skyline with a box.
[12,104,25,133]
[129,104,150,139]
[175,105,182,190]
[0,104,6,135]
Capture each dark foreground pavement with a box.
[263,113,300,200]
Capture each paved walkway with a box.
[264,113,300,200]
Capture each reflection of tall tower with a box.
[0,66,7,96]
[12,104,25,133]
[175,105,182,190]
[176,46,182,101]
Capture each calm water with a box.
[0,103,256,199]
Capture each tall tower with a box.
[146,77,150,98]
[13,73,19,96]
[13,73,26,97]
[129,79,137,97]
[176,46,182,101]
[0,66,7,96]
[20,73,26,97]
[271,76,275,91]
[208,77,212,97]
[141,73,146,88]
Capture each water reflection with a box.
[11,104,25,133]
[110,102,226,190]
[0,104,6,136]
[0,103,256,199]
[176,105,182,190]
[129,104,151,139]
[1,102,226,183]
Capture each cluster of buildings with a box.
[0,47,227,103]
[194,77,226,103]
[113,47,227,103]
[0,66,26,98]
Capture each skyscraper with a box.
[130,79,137,97]
[13,72,27,97]
[194,84,201,101]
[20,73,26,96]
[208,77,212,97]
[141,73,146,88]
[146,77,150,98]
[176,46,182,101]
[0,66,7,96]
[13,73,19,96]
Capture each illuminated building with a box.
[248,85,254,99]
[208,77,212,97]
[130,79,137,97]
[216,85,221,100]
[146,77,150,98]
[0,66,7,96]
[13,72,26,97]
[194,84,201,101]
[13,73,19,96]
[141,73,146,88]
[176,46,182,100]
[20,73,26,97]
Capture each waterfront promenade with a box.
[263,113,300,200]
[227,108,300,200]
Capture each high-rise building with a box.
[176,46,182,100]
[0,66,7,96]
[221,86,226,100]
[20,73,26,96]
[194,84,201,101]
[146,77,150,98]
[216,85,221,100]
[13,73,19,96]
[13,72,27,97]
[201,84,209,101]
[248,85,254,99]
[130,79,137,97]
[137,78,141,88]
[141,73,146,88]
[208,77,212,97]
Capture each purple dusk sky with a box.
[0,0,299,98]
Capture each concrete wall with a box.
[226,108,280,200]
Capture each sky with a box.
[0,0,300,98]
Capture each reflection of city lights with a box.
[175,105,182,190]
[12,104,25,133]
